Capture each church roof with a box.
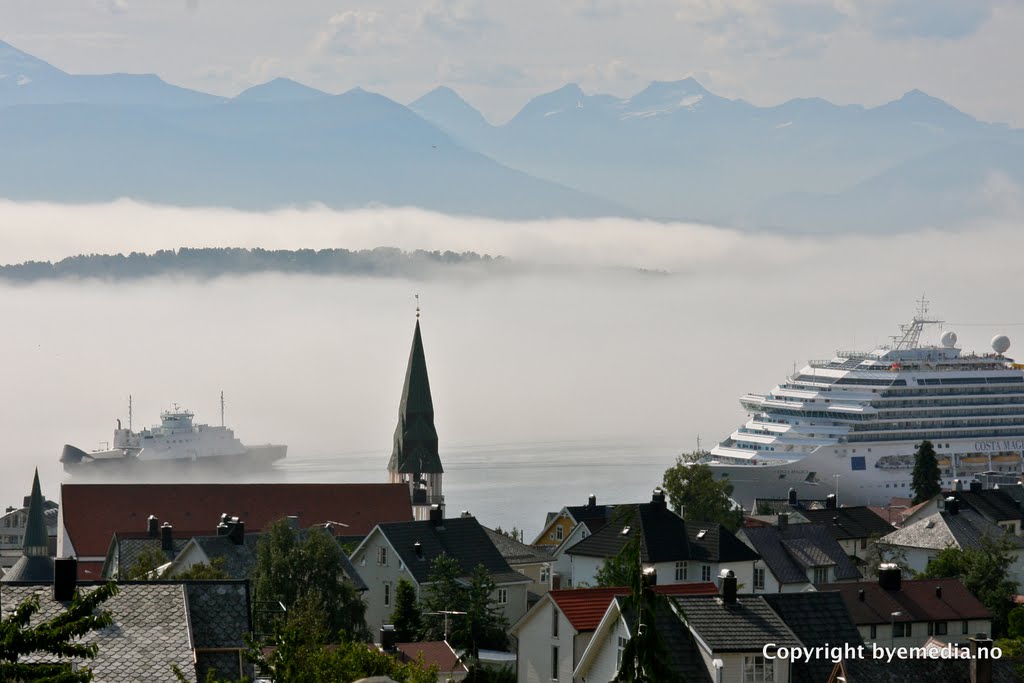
[23,469,49,553]
[389,320,443,475]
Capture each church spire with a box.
[388,318,443,476]
[23,468,48,557]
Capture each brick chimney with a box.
[147,515,159,537]
[719,569,737,604]
[970,635,994,683]
[160,523,173,552]
[53,557,78,602]
[878,563,902,591]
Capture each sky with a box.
[1,0,1023,126]
[3,201,1024,527]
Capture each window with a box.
[497,588,508,605]
[929,621,948,636]
[753,567,765,590]
[377,546,388,566]
[675,561,687,581]
[552,606,559,638]
[860,538,868,550]
[616,635,627,670]
[962,620,969,634]
[383,582,392,607]
[551,646,559,680]
[813,567,829,584]
[541,566,550,584]
[893,622,912,638]
[701,565,711,581]
[556,526,564,541]
[870,625,877,639]
[742,654,774,682]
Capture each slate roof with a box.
[819,578,991,625]
[0,582,198,682]
[388,319,443,475]
[546,583,718,632]
[565,500,759,564]
[617,597,713,683]
[742,523,861,584]
[762,592,863,683]
[752,498,829,514]
[673,595,802,653]
[484,527,552,565]
[564,501,620,533]
[2,470,54,583]
[956,489,1023,522]
[103,532,195,578]
[880,509,1024,552]
[799,507,897,540]
[185,581,251,649]
[995,484,1024,508]
[61,482,413,570]
[373,516,529,585]
[189,533,261,578]
[2,555,54,582]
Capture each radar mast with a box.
[891,295,943,350]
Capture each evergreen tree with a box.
[662,460,743,531]
[391,578,422,642]
[911,439,942,504]
[0,582,119,682]
[251,518,369,641]
[613,540,680,682]
[454,565,509,658]
[596,531,641,588]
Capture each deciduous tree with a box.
[661,460,743,531]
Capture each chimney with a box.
[777,513,789,532]
[719,569,737,604]
[652,488,666,508]
[826,494,837,510]
[147,515,159,537]
[588,494,597,508]
[642,566,658,587]
[460,510,472,518]
[936,586,943,599]
[970,635,994,683]
[53,557,78,601]
[429,504,444,528]
[286,515,300,530]
[380,624,397,652]
[955,479,963,492]
[228,518,245,545]
[217,520,230,536]
[414,541,423,560]
[970,481,983,493]
[878,563,902,591]
[160,523,173,552]
[946,496,960,516]
[788,488,797,505]
[858,589,865,602]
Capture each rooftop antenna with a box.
[415,293,420,319]
[220,391,225,427]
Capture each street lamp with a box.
[890,611,903,648]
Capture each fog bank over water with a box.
[1,201,1022,533]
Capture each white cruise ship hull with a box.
[61,443,287,476]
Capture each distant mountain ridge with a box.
[2,38,1021,231]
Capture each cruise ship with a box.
[708,302,1024,508]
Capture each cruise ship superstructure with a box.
[709,303,1024,508]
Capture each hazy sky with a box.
[2,0,1023,125]
[4,200,1024,521]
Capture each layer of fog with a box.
[2,200,1022,533]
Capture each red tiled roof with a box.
[395,641,466,672]
[549,582,718,632]
[61,483,412,560]
[820,578,990,625]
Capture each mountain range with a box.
[2,39,1021,232]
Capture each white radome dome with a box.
[940,331,958,348]
[992,335,1011,354]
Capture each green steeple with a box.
[388,320,443,475]
[23,468,48,556]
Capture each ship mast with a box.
[128,395,133,431]
[892,295,943,350]
[220,391,225,427]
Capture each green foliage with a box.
[122,546,169,580]
[251,619,437,683]
[1008,608,1024,639]
[911,440,942,504]
[492,526,524,543]
[390,578,422,642]
[0,581,119,682]
[661,460,743,531]
[920,534,1019,637]
[419,555,509,658]
[613,539,680,682]
[175,557,230,580]
[596,531,641,588]
[861,533,913,579]
[251,518,369,642]
[464,665,517,682]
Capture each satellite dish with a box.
[940,331,957,348]
[992,335,1011,355]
